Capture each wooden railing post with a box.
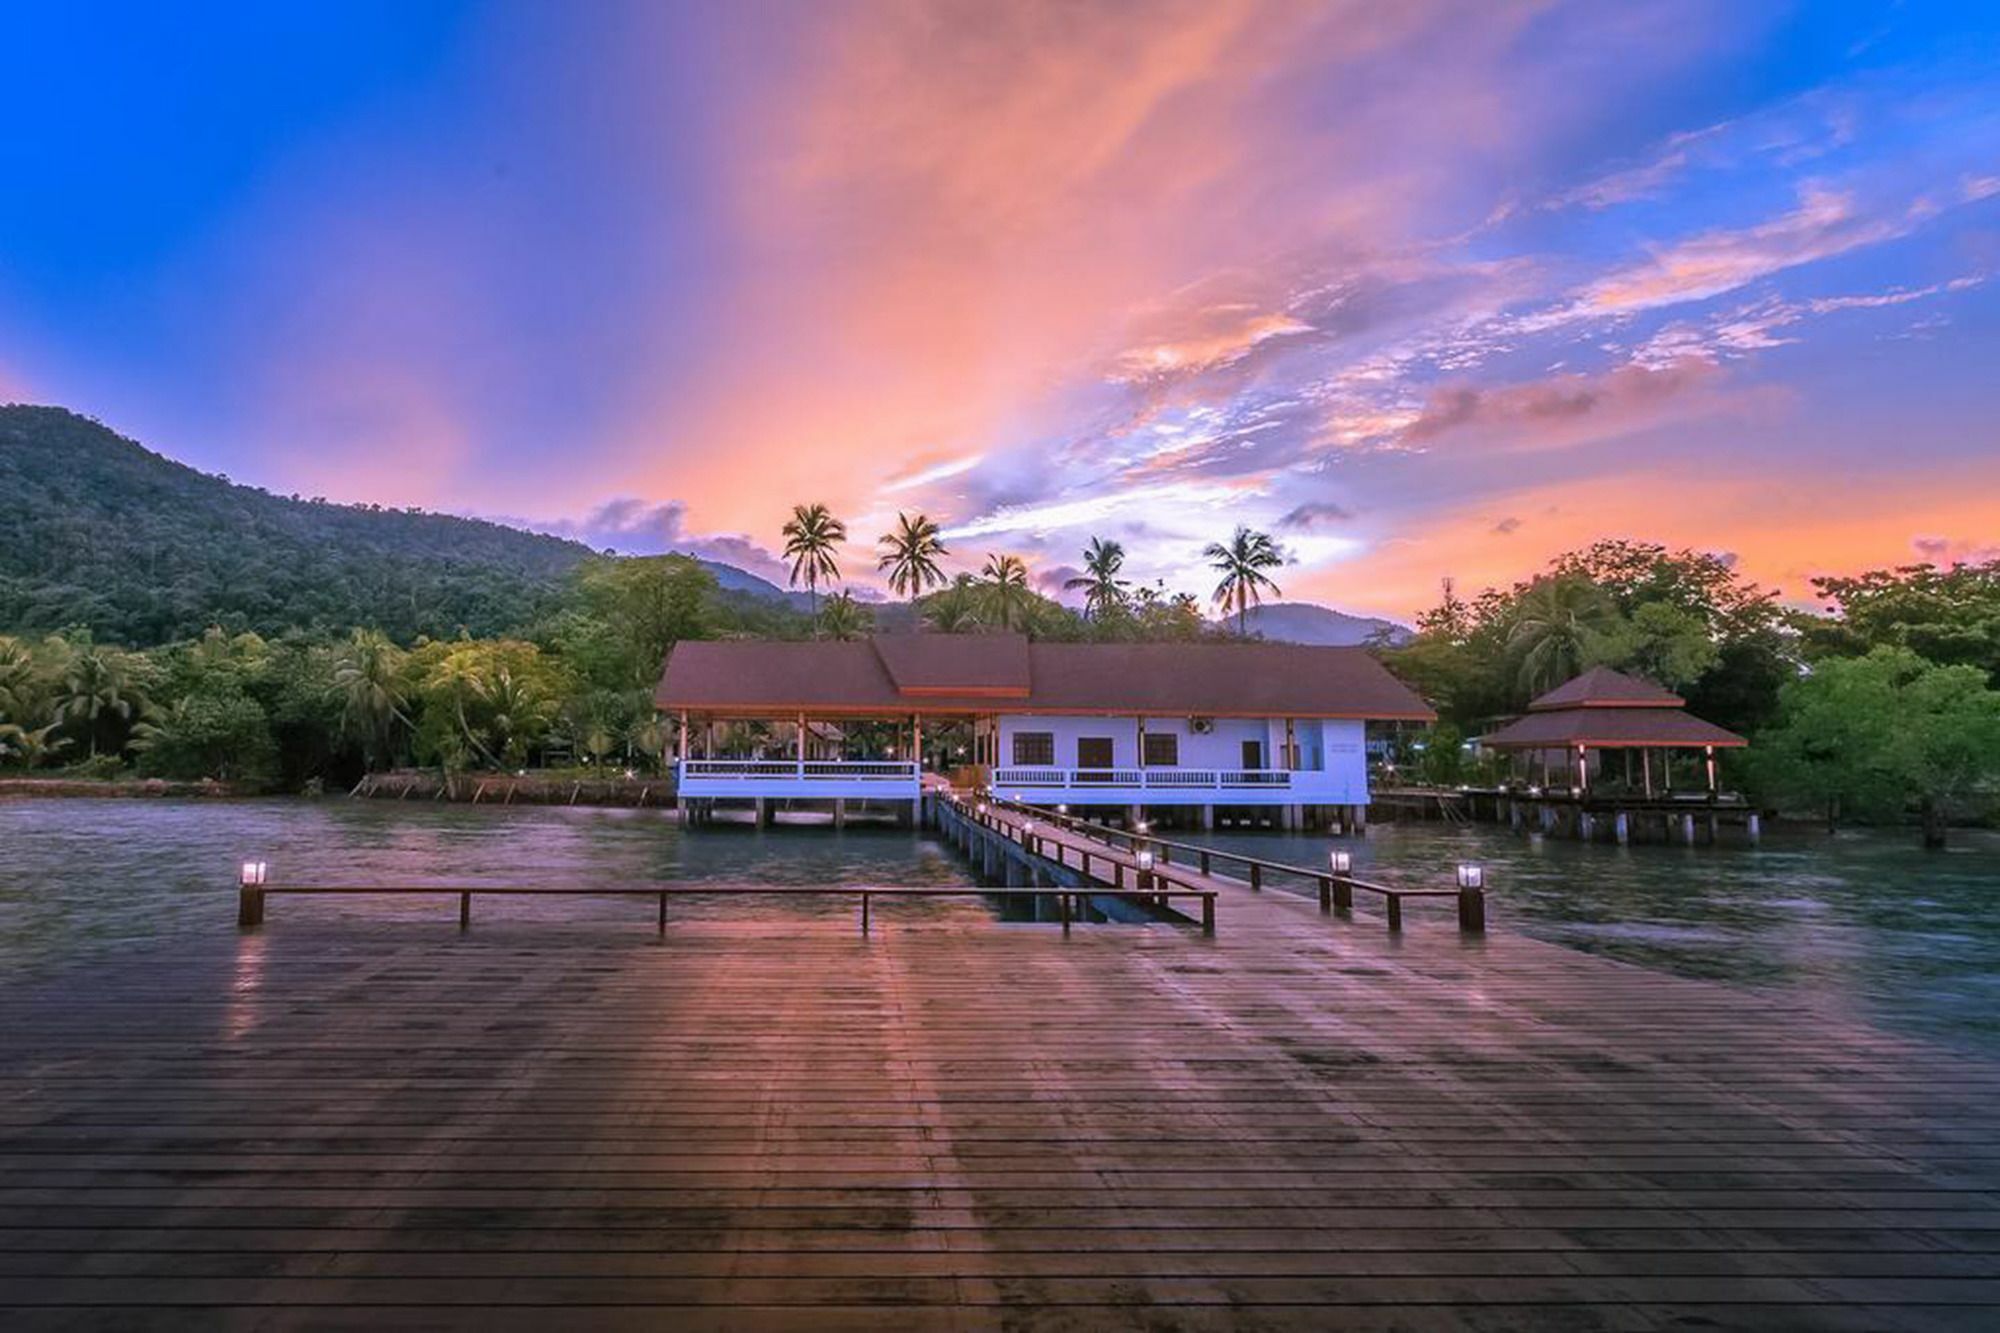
[237,884,263,928]
[1248,863,1262,892]
[1199,849,1211,875]
[459,891,472,931]
[658,891,668,936]
[1060,892,1071,936]
[861,891,871,935]
[1333,878,1352,916]
[1316,875,1332,914]
[1201,895,1215,936]
[1386,895,1402,932]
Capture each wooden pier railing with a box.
[947,794,1483,934]
[235,868,1216,937]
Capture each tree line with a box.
[1380,540,2000,844]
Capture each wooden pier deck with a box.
[4,861,2000,1328]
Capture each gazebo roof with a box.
[1527,665,1683,711]
[1481,665,1745,750]
[1478,707,1746,750]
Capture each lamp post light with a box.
[239,861,268,887]
[1328,848,1352,876]
[1136,847,1155,890]
[1455,862,1488,933]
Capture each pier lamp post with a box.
[1328,848,1352,876]
[1455,863,1487,933]
[1136,848,1155,891]
[1021,820,1035,853]
[237,861,269,929]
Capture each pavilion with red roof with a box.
[1478,666,1746,799]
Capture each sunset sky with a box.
[3,1,1996,619]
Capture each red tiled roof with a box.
[1528,665,1683,711]
[1480,707,1745,749]
[656,634,1434,720]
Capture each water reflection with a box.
[1178,818,2000,1052]
[6,798,1999,1053]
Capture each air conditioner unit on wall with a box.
[1189,717,1215,734]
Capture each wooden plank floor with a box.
[4,857,2000,1329]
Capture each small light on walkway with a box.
[1137,850,1155,871]
[1329,848,1351,875]
[1056,803,1068,815]
[1456,863,1484,890]
[239,861,267,887]
[1134,820,1150,834]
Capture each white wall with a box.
[996,716,1365,778]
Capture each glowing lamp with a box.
[1456,863,1485,891]
[1136,849,1155,871]
[1328,848,1352,875]
[239,861,268,887]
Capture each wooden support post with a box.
[1333,878,1353,915]
[861,892,870,935]
[1615,811,1630,845]
[1199,849,1211,875]
[1386,896,1403,932]
[459,892,472,931]
[1201,895,1215,936]
[237,884,263,929]
[658,892,668,935]
[1060,892,1071,936]
[1747,812,1762,844]
[1317,876,1332,914]
[1248,863,1262,892]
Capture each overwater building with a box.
[655,632,1433,828]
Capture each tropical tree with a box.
[1064,537,1130,621]
[923,574,986,633]
[877,512,949,604]
[56,645,152,758]
[980,554,1034,632]
[1752,646,2000,847]
[0,722,68,769]
[1204,526,1284,636]
[330,629,411,771]
[818,591,875,641]
[1506,575,1622,696]
[781,502,848,630]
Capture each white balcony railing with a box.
[990,767,1297,791]
[680,759,920,783]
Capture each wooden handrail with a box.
[949,793,1483,935]
[237,877,1217,937]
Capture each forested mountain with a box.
[0,406,786,644]
[1216,602,1410,647]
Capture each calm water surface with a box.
[1180,818,2000,1052]
[4,798,1999,1053]
[0,798,979,971]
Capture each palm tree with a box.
[0,721,69,769]
[330,629,411,771]
[980,553,1034,632]
[1204,526,1284,636]
[781,502,848,630]
[57,646,147,758]
[1507,576,1620,696]
[1063,537,1129,621]
[877,512,949,604]
[923,574,986,633]
[818,591,875,641]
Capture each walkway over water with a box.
[3,858,1999,1328]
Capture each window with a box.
[1076,737,1114,769]
[1142,732,1179,767]
[1242,739,1264,770]
[1011,732,1055,766]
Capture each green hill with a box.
[0,405,787,644]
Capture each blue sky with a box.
[2,1,1996,615]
